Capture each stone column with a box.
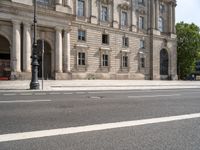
[155,0,159,30]
[90,0,98,24]
[172,3,176,33]
[23,22,31,72]
[151,0,155,29]
[168,3,173,33]
[12,20,21,72]
[55,27,63,73]
[63,28,71,72]
[56,0,62,5]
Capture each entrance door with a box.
[37,40,52,80]
[0,35,10,80]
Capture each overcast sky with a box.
[176,0,200,27]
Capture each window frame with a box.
[159,4,165,13]
[102,34,109,45]
[78,52,86,66]
[78,30,86,42]
[122,55,128,68]
[77,0,85,17]
[158,17,164,32]
[101,5,109,22]
[140,40,145,49]
[122,36,129,48]
[102,54,109,67]
[141,57,145,68]
[121,11,128,27]
[139,16,145,29]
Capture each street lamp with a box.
[30,0,40,89]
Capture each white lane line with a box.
[128,94,180,98]
[3,93,17,96]
[0,112,200,142]
[20,93,32,96]
[63,93,73,95]
[49,93,60,95]
[34,93,46,96]
[76,92,85,94]
[0,100,52,103]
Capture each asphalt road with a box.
[0,89,200,150]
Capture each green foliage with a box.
[176,22,200,79]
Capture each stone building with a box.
[0,0,177,80]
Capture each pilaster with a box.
[155,0,159,30]
[55,27,63,73]
[151,0,155,29]
[91,0,98,24]
[23,22,31,72]
[172,3,176,33]
[12,20,21,72]
[63,28,71,72]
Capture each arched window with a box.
[158,17,164,32]
[160,49,168,75]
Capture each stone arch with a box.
[0,34,11,79]
[160,48,169,77]
[37,39,52,80]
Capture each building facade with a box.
[0,0,177,80]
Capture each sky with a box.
[176,0,200,27]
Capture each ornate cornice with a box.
[118,1,130,10]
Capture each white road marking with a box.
[0,113,200,142]
[128,94,180,98]
[90,96,102,99]
[20,93,32,96]
[63,93,73,95]
[76,92,85,94]
[3,93,17,96]
[49,93,60,95]
[0,100,52,103]
[34,93,46,95]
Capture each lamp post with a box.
[30,0,40,89]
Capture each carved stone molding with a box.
[118,1,130,10]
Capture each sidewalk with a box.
[0,80,200,92]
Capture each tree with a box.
[176,22,200,79]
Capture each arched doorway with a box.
[0,35,10,80]
[37,40,52,80]
[160,49,169,79]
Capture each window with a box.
[139,16,144,29]
[141,57,145,68]
[102,34,109,44]
[78,30,86,41]
[78,52,85,65]
[158,17,164,32]
[160,4,165,13]
[138,0,144,5]
[122,37,129,47]
[121,11,128,26]
[122,55,128,67]
[140,40,145,49]
[78,0,84,17]
[101,6,108,21]
[102,54,109,66]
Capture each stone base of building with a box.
[10,72,31,80]
[70,73,146,80]
[55,72,72,80]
